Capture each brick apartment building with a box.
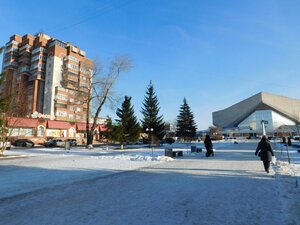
[1,33,106,142]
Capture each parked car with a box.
[12,139,34,147]
[135,139,144,145]
[67,138,77,146]
[0,141,11,150]
[44,139,65,147]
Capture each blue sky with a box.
[1,0,300,129]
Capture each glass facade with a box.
[238,110,295,132]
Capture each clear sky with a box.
[1,0,300,129]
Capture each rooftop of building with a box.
[213,92,300,128]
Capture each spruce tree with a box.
[116,96,140,144]
[176,98,197,141]
[141,81,165,142]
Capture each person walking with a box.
[255,136,274,173]
[204,134,214,157]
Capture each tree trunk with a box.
[86,130,94,149]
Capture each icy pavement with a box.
[0,141,299,225]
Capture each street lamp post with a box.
[261,120,268,136]
[146,128,154,160]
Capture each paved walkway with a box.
[0,147,285,225]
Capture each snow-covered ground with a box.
[0,140,299,225]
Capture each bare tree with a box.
[74,56,132,148]
[207,126,222,140]
[0,74,30,155]
[0,88,10,155]
[0,45,35,155]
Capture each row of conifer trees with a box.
[104,81,197,144]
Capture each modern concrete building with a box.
[213,92,300,136]
[1,33,93,122]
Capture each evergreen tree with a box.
[102,117,114,142]
[141,81,165,142]
[116,96,140,144]
[111,123,124,145]
[102,118,124,144]
[176,98,197,141]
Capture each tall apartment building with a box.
[1,33,93,122]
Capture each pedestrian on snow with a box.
[255,136,274,173]
[204,134,214,157]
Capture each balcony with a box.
[3,61,18,68]
[49,40,67,49]
[30,62,39,71]
[19,44,32,51]
[79,50,86,56]
[19,57,31,65]
[31,55,40,62]
[19,66,30,73]
[55,103,68,109]
[5,40,19,47]
[56,87,66,92]
[66,55,79,63]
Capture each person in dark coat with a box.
[204,134,214,157]
[255,136,274,173]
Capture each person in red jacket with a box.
[255,136,274,173]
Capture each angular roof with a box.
[213,92,300,128]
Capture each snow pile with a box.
[96,152,175,162]
[275,161,300,177]
[272,153,300,225]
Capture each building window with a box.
[8,128,34,136]
[37,126,45,137]
[68,55,79,62]
[56,94,68,101]
[46,129,66,137]
[20,66,29,73]
[56,111,67,117]
[56,103,67,108]
[68,71,78,77]
[31,55,39,62]
[69,128,76,138]
[31,48,40,54]
[31,63,38,70]
[77,107,81,112]
[69,98,74,103]
[67,63,78,70]
[38,63,46,69]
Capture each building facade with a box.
[213,92,300,137]
[1,33,93,122]
[6,117,106,145]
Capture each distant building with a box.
[1,33,93,122]
[213,92,300,137]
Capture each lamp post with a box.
[261,120,268,136]
[146,128,154,160]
